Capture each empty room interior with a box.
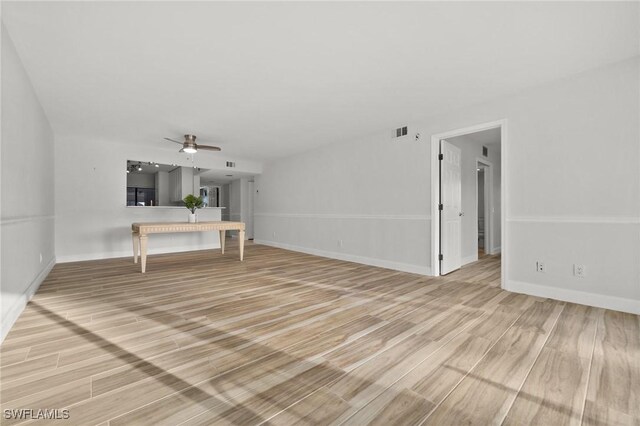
[1,2,639,425]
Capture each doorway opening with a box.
[430,120,506,288]
[476,159,492,258]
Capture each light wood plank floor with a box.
[1,242,638,425]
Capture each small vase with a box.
[188,213,197,223]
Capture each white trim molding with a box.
[1,215,55,226]
[254,213,430,221]
[57,243,221,263]
[508,216,640,224]
[254,239,431,276]
[507,280,640,315]
[1,257,56,342]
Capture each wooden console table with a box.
[131,221,245,273]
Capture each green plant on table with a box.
[183,194,204,214]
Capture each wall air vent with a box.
[393,126,408,139]
[226,161,236,168]
[482,146,488,157]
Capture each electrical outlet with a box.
[573,264,585,278]
[536,261,545,273]
[338,239,343,248]
[39,253,43,263]
[272,231,276,238]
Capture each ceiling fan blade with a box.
[196,144,221,151]
[164,137,183,144]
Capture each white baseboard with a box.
[57,244,221,263]
[491,246,502,254]
[462,254,478,266]
[1,257,56,343]
[506,280,640,315]
[254,240,431,276]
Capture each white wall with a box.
[227,178,253,239]
[255,57,640,314]
[229,179,242,223]
[1,25,56,341]
[446,134,502,264]
[241,178,254,239]
[245,180,254,239]
[492,154,502,252]
[55,137,262,261]
[155,171,169,206]
[254,131,433,275]
[221,184,231,220]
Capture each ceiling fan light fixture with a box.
[164,134,220,153]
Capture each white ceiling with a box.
[3,2,638,161]
[199,169,255,185]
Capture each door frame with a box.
[430,119,507,289]
[475,158,493,255]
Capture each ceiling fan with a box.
[164,134,221,153]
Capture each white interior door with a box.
[440,140,462,275]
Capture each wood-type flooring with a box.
[1,242,638,425]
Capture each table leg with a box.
[219,230,226,254]
[132,231,139,264]
[238,230,245,261]
[140,234,148,273]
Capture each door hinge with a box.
[438,204,443,211]
[438,153,444,160]
[439,254,443,261]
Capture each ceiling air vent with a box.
[482,146,488,157]
[226,161,236,168]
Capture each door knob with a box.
[459,212,464,216]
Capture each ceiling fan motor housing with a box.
[184,134,197,151]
